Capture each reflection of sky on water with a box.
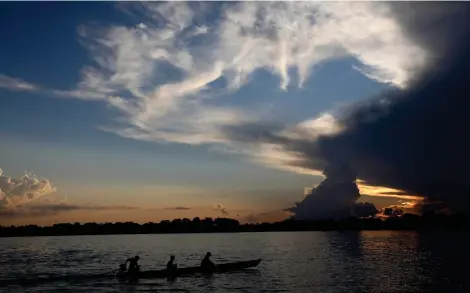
[2,232,470,292]
[328,231,470,292]
[416,232,470,292]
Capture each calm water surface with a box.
[0,231,469,292]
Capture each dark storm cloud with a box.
[318,2,470,213]
[223,3,470,217]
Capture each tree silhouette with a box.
[1,213,469,237]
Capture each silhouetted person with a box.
[201,252,215,273]
[166,255,177,278]
[167,255,177,270]
[125,255,140,273]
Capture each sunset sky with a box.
[0,2,424,226]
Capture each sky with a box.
[0,1,433,226]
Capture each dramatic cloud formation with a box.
[2,2,466,220]
[223,3,470,217]
[0,2,424,147]
[287,165,379,220]
[289,164,361,219]
[88,1,424,147]
[0,167,56,210]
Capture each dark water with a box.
[0,231,469,292]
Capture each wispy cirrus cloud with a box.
[0,76,105,100]
[1,2,427,176]
[0,75,40,92]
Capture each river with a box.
[1,231,468,292]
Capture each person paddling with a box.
[125,255,141,273]
[166,255,177,277]
[167,255,177,270]
[200,252,216,273]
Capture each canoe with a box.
[116,259,262,280]
[1,259,262,287]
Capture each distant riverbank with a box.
[2,213,469,237]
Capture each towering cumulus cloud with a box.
[224,3,470,218]
[289,164,362,219]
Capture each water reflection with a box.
[325,231,365,292]
[415,231,470,292]
[2,232,470,292]
[359,231,421,292]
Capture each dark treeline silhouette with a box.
[1,213,470,237]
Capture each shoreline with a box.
[2,214,469,237]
